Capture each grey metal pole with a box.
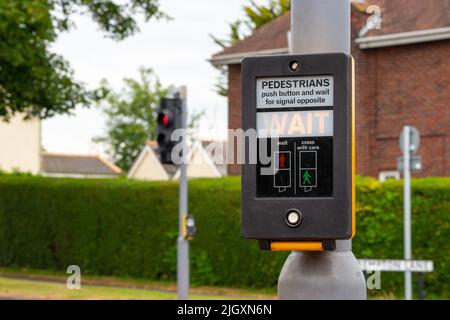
[278,0,367,300]
[403,125,412,300]
[177,86,189,300]
[418,272,424,300]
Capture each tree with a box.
[0,0,166,120]
[212,0,290,49]
[94,68,169,172]
[211,0,290,96]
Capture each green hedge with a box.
[0,175,448,298]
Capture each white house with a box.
[128,140,226,181]
[127,141,169,181]
[0,113,41,174]
[0,114,121,178]
[172,141,223,179]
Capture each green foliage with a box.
[212,0,290,49]
[51,0,167,41]
[94,68,170,171]
[0,0,165,119]
[242,0,291,33]
[353,177,450,299]
[211,0,290,96]
[0,1,87,119]
[0,175,448,298]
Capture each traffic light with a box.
[156,97,182,164]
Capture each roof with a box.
[211,0,450,64]
[41,153,122,176]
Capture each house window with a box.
[378,170,400,182]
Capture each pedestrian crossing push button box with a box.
[241,53,355,250]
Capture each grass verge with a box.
[0,268,276,300]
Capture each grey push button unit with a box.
[241,53,355,250]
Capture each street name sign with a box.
[358,259,434,273]
[241,53,355,250]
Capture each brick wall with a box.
[352,13,377,177]
[227,64,242,175]
[226,38,450,177]
[370,41,450,177]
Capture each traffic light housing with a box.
[156,97,182,164]
[182,215,196,240]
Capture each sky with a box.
[43,0,255,155]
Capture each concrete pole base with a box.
[278,250,367,300]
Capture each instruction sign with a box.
[256,76,333,108]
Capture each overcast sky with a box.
[43,0,256,155]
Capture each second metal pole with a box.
[403,125,412,300]
[278,0,366,300]
[177,86,189,300]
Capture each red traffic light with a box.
[279,154,286,168]
[157,111,172,127]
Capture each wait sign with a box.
[257,110,333,137]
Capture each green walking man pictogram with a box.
[302,170,312,185]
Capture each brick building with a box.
[211,0,450,178]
